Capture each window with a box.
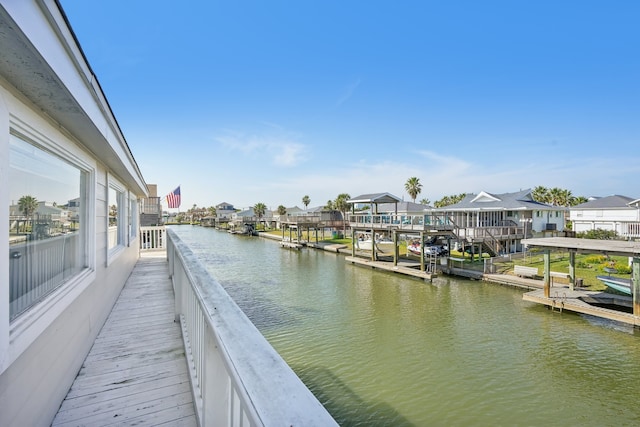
[8,134,89,321]
[108,178,126,252]
[128,194,138,244]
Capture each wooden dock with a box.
[522,287,637,326]
[51,253,196,426]
[345,256,436,280]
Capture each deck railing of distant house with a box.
[139,226,166,251]
[621,222,640,238]
[348,213,454,231]
[166,229,337,427]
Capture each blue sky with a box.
[60,1,640,211]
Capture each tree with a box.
[207,206,217,217]
[433,193,466,208]
[302,195,310,210]
[325,200,334,210]
[334,193,350,233]
[419,198,431,205]
[18,195,38,219]
[571,196,588,206]
[405,177,422,203]
[548,187,563,206]
[254,202,267,221]
[531,186,550,204]
[277,205,287,215]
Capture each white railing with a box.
[140,226,166,251]
[9,232,81,320]
[620,222,640,238]
[348,213,453,231]
[167,229,337,427]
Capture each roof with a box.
[572,195,638,210]
[348,193,402,204]
[524,237,640,256]
[0,2,147,196]
[437,189,562,211]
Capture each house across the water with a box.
[569,195,640,239]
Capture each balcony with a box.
[53,228,336,426]
[348,213,454,233]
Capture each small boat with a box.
[596,275,633,295]
[407,241,445,256]
[355,234,394,251]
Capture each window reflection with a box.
[108,186,118,249]
[8,134,88,320]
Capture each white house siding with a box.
[571,208,640,236]
[0,2,147,426]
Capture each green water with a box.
[172,226,640,426]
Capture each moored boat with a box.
[596,275,633,295]
[407,241,447,256]
[355,234,394,251]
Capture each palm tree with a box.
[207,206,217,217]
[19,195,38,234]
[302,195,310,210]
[254,202,267,229]
[419,198,431,205]
[334,193,350,234]
[548,187,563,206]
[277,205,287,215]
[18,195,38,219]
[531,186,550,204]
[571,196,588,206]
[325,200,334,210]
[405,177,422,203]
[434,193,466,208]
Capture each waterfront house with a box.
[1,3,337,426]
[1,1,148,424]
[434,189,566,254]
[215,201,236,219]
[569,195,640,239]
[139,184,163,226]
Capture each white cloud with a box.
[216,128,307,167]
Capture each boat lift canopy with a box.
[523,237,640,317]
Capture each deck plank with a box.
[52,253,197,426]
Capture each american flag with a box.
[166,186,181,209]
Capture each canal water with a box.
[171,226,640,426]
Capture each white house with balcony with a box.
[215,201,236,219]
[1,3,338,426]
[0,2,148,424]
[570,195,640,239]
[434,189,566,254]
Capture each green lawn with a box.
[502,252,632,291]
[260,230,630,291]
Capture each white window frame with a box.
[128,192,138,246]
[107,175,126,264]
[4,116,97,371]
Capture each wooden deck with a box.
[52,253,197,427]
[345,256,437,280]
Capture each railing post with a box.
[203,329,231,426]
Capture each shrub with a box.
[583,255,606,264]
[576,228,618,240]
[615,265,632,274]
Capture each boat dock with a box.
[345,256,436,280]
[522,287,636,326]
[259,232,640,327]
